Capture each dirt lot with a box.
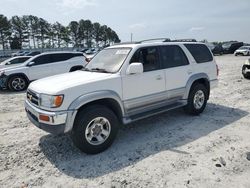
[0,55,250,188]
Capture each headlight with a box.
[245,59,250,65]
[40,94,64,108]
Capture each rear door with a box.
[160,45,191,99]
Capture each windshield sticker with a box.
[116,49,130,55]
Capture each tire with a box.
[8,75,28,91]
[184,83,208,115]
[71,105,119,154]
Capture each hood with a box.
[29,70,114,94]
[0,63,26,71]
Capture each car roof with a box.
[107,41,204,49]
[40,51,83,55]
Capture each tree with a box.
[36,18,50,48]
[11,16,27,48]
[10,36,21,49]
[92,22,102,47]
[68,21,79,48]
[0,14,11,50]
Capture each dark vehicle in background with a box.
[242,59,250,79]
[222,42,243,54]
[0,56,31,69]
[212,44,223,55]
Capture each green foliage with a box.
[0,14,120,50]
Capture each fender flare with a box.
[68,90,124,113]
[183,73,210,99]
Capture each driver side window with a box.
[130,47,160,72]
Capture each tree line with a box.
[0,14,120,50]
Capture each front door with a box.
[122,47,166,112]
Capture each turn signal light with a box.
[54,96,63,107]
[39,114,50,122]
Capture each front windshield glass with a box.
[239,46,248,50]
[222,43,232,48]
[85,48,131,73]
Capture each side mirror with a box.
[27,62,35,66]
[6,62,11,65]
[126,63,143,75]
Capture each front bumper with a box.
[25,100,77,135]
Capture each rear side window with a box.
[33,55,51,65]
[160,45,189,68]
[184,44,213,63]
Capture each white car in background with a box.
[234,46,250,56]
[0,52,87,91]
[0,56,31,69]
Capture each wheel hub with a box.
[193,90,205,110]
[85,117,111,145]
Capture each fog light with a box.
[39,114,50,122]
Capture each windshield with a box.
[85,48,131,73]
[239,46,249,50]
[222,43,232,48]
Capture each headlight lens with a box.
[40,94,64,108]
[245,59,250,65]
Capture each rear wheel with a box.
[8,76,28,91]
[71,105,119,154]
[184,83,208,115]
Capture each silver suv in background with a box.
[0,52,87,91]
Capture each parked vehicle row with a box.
[24,39,219,154]
[12,50,41,57]
[0,52,87,91]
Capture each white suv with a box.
[0,52,86,91]
[25,39,218,154]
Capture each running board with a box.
[123,101,186,124]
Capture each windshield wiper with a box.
[90,68,111,73]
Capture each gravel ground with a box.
[0,54,250,188]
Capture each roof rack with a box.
[137,38,171,44]
[170,39,197,42]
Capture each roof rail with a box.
[137,38,171,44]
[170,39,197,42]
[112,42,137,46]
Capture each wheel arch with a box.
[69,65,83,72]
[6,73,30,84]
[66,91,124,132]
[184,73,210,100]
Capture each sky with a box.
[1,0,250,43]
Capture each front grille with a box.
[27,90,39,106]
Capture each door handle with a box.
[156,75,163,80]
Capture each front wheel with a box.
[184,84,208,115]
[71,105,119,154]
[8,76,28,91]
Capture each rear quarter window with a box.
[184,44,213,63]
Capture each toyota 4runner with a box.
[25,39,218,154]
